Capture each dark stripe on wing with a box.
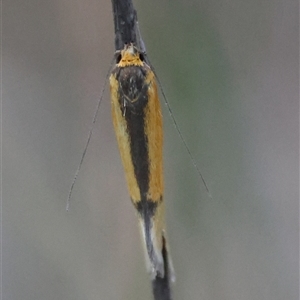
[114,64,150,199]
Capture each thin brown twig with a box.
[111,1,173,299]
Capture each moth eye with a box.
[116,53,122,63]
[139,53,144,62]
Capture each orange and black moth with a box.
[109,43,174,280]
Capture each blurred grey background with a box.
[3,0,298,299]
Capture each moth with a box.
[67,43,209,282]
[109,43,174,280]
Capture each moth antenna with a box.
[66,58,114,211]
[150,64,212,198]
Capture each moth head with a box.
[116,43,144,67]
